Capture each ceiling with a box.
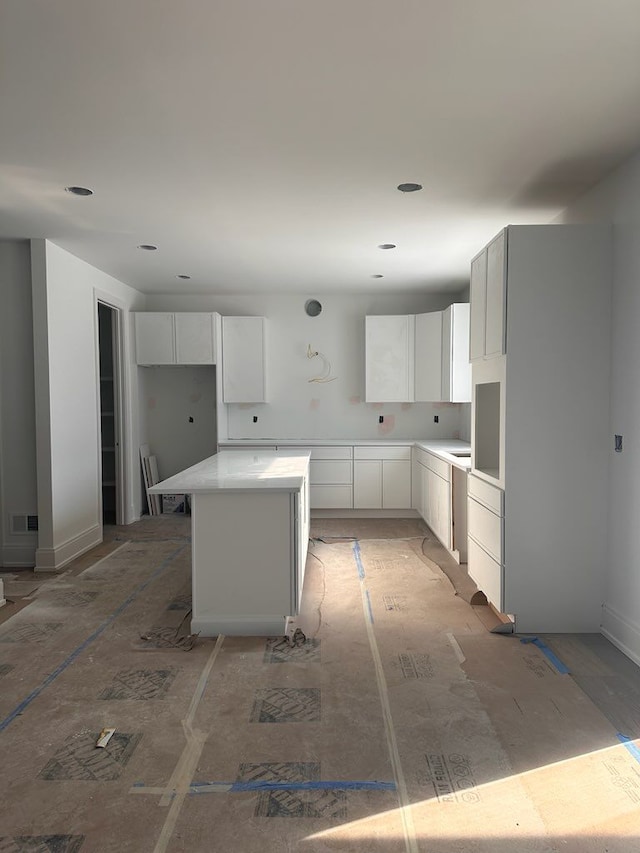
[2,1,640,296]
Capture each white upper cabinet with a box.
[135,313,175,364]
[415,304,470,403]
[222,316,266,403]
[414,311,442,402]
[175,313,216,364]
[470,229,507,361]
[135,312,217,365]
[442,303,471,402]
[485,230,507,358]
[365,315,415,402]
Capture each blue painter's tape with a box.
[0,544,186,735]
[618,733,640,764]
[353,540,366,579]
[191,780,396,793]
[365,589,375,624]
[519,637,570,674]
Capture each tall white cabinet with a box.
[468,225,611,633]
[221,316,266,403]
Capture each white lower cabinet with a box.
[353,446,412,509]
[467,475,504,611]
[412,446,469,560]
[291,446,354,509]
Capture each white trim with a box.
[311,508,419,518]
[34,523,101,572]
[1,543,36,567]
[191,616,287,636]
[601,602,640,668]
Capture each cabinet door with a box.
[444,303,471,402]
[421,463,430,522]
[411,455,423,512]
[414,311,443,401]
[435,473,452,548]
[353,460,382,508]
[222,316,266,403]
[382,460,411,508]
[135,313,175,364]
[469,252,487,362]
[175,313,215,364]
[365,315,415,402]
[485,229,507,358]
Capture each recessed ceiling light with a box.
[371,274,384,278]
[137,244,158,251]
[378,243,396,250]
[176,274,191,280]
[397,182,423,193]
[65,185,93,196]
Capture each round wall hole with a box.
[305,299,322,317]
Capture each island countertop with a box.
[148,449,311,494]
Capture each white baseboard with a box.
[1,543,37,568]
[601,603,640,668]
[35,523,102,572]
[311,509,419,519]
[0,579,5,607]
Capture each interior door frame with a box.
[95,292,127,527]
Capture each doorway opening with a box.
[97,302,124,526]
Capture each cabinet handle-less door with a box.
[485,230,507,358]
[353,460,382,508]
[175,313,215,364]
[469,252,487,362]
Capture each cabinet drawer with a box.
[354,445,412,461]
[426,453,450,481]
[468,538,503,612]
[310,446,353,460]
[468,475,504,515]
[310,485,353,508]
[309,460,352,485]
[468,497,503,564]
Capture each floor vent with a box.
[10,514,39,534]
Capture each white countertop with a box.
[148,450,311,494]
[414,439,472,471]
[219,438,472,471]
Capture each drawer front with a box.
[468,475,504,515]
[309,445,353,460]
[468,496,503,563]
[309,460,353,485]
[354,445,412,461]
[310,484,353,508]
[426,453,450,481]
[468,538,503,611]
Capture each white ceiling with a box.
[2,1,640,295]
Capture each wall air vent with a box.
[10,514,39,534]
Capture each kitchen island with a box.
[149,450,310,636]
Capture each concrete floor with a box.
[0,516,639,852]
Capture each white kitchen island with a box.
[149,450,310,636]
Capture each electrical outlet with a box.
[253,416,258,423]
[615,434,623,452]
[379,415,384,423]
[434,415,439,423]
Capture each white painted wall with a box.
[147,292,470,441]
[559,146,640,663]
[31,240,146,570]
[143,366,217,480]
[0,241,38,566]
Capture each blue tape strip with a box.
[365,588,375,624]
[0,544,186,735]
[520,637,570,674]
[618,733,640,764]
[192,779,396,793]
[353,540,365,579]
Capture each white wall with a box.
[0,241,38,566]
[147,292,470,441]
[31,240,146,570]
[143,366,217,480]
[559,146,640,664]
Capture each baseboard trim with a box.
[35,523,102,573]
[1,543,37,568]
[311,509,419,519]
[601,603,640,668]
